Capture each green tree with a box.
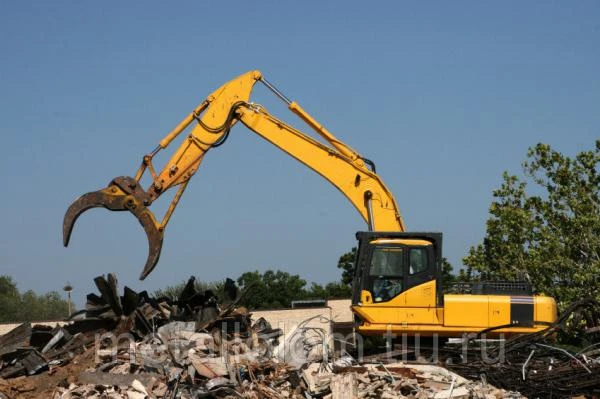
[0,276,19,322]
[440,257,457,290]
[463,141,600,312]
[0,275,71,322]
[337,247,357,286]
[38,292,72,320]
[237,270,309,309]
[308,281,351,299]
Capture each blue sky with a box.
[0,1,598,307]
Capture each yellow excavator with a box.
[63,70,557,337]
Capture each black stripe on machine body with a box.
[510,296,534,326]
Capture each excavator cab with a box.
[352,232,443,309]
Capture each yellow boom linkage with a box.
[63,70,556,337]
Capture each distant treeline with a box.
[0,276,71,322]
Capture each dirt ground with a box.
[0,347,96,399]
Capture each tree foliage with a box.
[153,259,355,311]
[440,257,457,289]
[236,270,351,310]
[309,281,351,299]
[0,276,71,322]
[463,141,600,311]
[153,278,225,302]
[237,270,309,309]
[337,247,357,286]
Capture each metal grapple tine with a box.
[62,176,164,280]
[63,187,127,247]
[137,209,163,280]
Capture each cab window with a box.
[369,247,403,303]
[369,247,403,276]
[409,248,428,274]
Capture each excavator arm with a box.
[63,70,404,280]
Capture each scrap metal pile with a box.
[0,273,518,399]
[0,275,598,399]
[443,298,600,398]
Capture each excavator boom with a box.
[63,70,404,280]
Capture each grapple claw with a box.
[63,176,163,280]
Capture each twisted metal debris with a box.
[1,275,599,398]
[444,298,600,398]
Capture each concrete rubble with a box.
[1,274,598,398]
